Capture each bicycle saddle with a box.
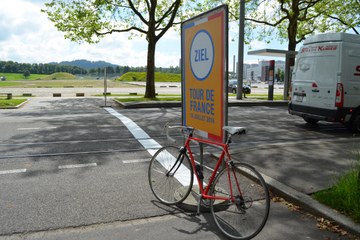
[223,126,246,135]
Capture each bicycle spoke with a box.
[148,146,194,205]
[210,163,270,240]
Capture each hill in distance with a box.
[51,59,118,70]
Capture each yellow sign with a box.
[181,5,228,143]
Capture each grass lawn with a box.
[117,72,180,82]
[233,93,284,100]
[0,73,47,81]
[0,81,23,87]
[313,164,360,223]
[0,98,27,108]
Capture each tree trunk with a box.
[144,6,157,99]
[284,1,298,98]
[144,38,156,98]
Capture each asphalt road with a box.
[0,97,358,239]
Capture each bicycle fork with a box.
[166,147,187,177]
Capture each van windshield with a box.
[294,56,337,87]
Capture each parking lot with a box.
[0,97,359,239]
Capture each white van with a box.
[288,32,360,132]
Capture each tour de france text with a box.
[189,88,215,123]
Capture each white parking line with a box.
[58,163,97,169]
[17,127,57,131]
[0,169,27,175]
[122,159,150,164]
[105,108,195,186]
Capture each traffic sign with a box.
[181,5,228,143]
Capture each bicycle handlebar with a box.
[164,124,194,143]
[164,124,246,144]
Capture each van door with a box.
[344,45,360,108]
[292,44,339,110]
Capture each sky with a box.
[0,0,288,69]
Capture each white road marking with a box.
[17,127,57,131]
[58,163,97,169]
[104,108,162,151]
[17,127,40,130]
[122,159,150,164]
[105,108,195,186]
[0,169,27,175]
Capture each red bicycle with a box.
[148,125,270,240]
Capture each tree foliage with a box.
[23,70,30,79]
[42,0,185,98]
[186,0,359,51]
[0,60,180,76]
[0,61,86,75]
[315,0,360,35]
[244,0,359,50]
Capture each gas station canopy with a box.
[247,48,298,100]
[248,48,297,57]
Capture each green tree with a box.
[42,0,183,98]
[276,68,284,82]
[193,0,358,96]
[316,0,359,35]
[23,70,30,79]
[196,0,359,51]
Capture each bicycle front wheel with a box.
[148,146,194,205]
[210,163,270,240]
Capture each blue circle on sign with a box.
[190,30,214,81]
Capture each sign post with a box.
[181,5,228,143]
[268,60,275,100]
[104,67,108,107]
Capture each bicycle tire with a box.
[210,162,270,240]
[148,146,194,205]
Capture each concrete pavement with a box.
[109,97,360,237]
[1,96,359,239]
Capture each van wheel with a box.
[303,117,319,125]
[351,112,360,133]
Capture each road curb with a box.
[0,98,31,109]
[112,99,289,109]
[112,98,181,108]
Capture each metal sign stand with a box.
[104,67,108,107]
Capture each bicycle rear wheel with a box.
[148,146,194,205]
[210,163,270,240]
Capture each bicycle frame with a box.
[150,125,269,240]
[183,134,239,202]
